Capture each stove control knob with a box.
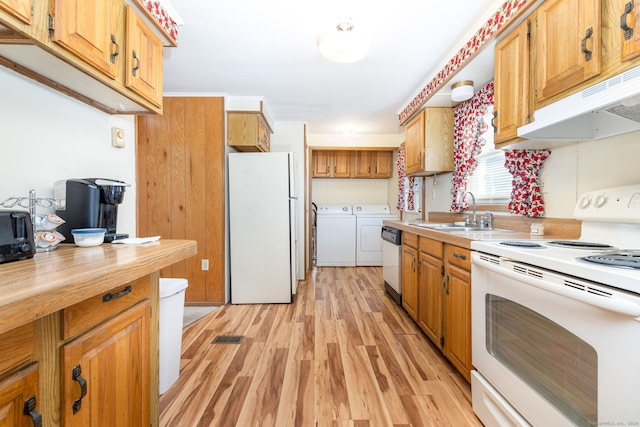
[578,196,592,209]
[594,194,608,208]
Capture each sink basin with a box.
[409,223,514,233]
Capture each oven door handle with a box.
[473,253,640,318]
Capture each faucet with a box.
[461,191,477,226]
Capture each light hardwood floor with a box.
[160,267,483,426]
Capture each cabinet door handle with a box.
[581,27,593,61]
[491,111,498,133]
[418,152,422,164]
[110,34,120,63]
[72,365,87,414]
[102,285,132,303]
[621,1,634,41]
[453,251,467,261]
[442,274,450,294]
[132,50,141,76]
[23,395,42,427]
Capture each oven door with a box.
[471,252,640,427]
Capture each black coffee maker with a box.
[54,178,130,243]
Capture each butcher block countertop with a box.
[0,239,197,335]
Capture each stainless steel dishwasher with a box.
[381,226,402,305]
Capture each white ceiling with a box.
[162,0,500,135]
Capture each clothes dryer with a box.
[315,205,356,267]
[353,204,398,266]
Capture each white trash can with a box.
[159,278,188,395]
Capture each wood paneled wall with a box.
[137,97,225,303]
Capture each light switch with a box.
[111,127,125,148]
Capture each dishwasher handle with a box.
[381,226,402,245]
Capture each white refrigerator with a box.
[228,152,297,304]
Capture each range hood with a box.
[518,65,640,140]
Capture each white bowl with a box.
[71,228,106,247]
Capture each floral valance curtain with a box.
[504,149,551,217]
[450,81,494,212]
[396,142,416,211]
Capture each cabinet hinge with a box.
[440,336,444,347]
[527,20,531,37]
[30,0,34,16]
[441,266,444,276]
[47,13,54,37]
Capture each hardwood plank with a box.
[159,266,481,426]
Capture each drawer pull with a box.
[453,251,467,261]
[23,395,42,427]
[102,285,132,303]
[72,365,87,414]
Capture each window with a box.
[466,106,511,203]
[400,177,421,212]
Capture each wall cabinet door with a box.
[332,151,351,177]
[620,0,640,61]
[61,301,150,427]
[125,5,163,107]
[534,0,601,104]
[494,18,530,146]
[52,0,123,79]
[405,108,454,176]
[417,251,444,349]
[0,363,40,427]
[401,244,419,321]
[312,151,332,177]
[353,151,393,178]
[0,0,31,24]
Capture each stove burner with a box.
[547,240,616,250]
[499,241,545,248]
[580,251,640,270]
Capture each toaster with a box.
[0,210,36,264]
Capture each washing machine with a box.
[315,204,356,267]
[353,204,398,266]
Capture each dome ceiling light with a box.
[318,21,370,64]
[451,80,475,102]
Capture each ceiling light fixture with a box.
[318,21,370,64]
[451,80,475,102]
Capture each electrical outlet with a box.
[201,259,209,271]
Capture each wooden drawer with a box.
[445,245,471,271]
[402,232,418,249]
[62,276,151,339]
[419,237,443,259]
[0,323,34,375]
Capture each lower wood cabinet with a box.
[0,363,40,427]
[443,244,472,382]
[401,233,419,321]
[61,301,150,426]
[417,237,444,349]
[400,236,473,382]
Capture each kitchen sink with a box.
[409,222,515,233]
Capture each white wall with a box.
[0,68,137,237]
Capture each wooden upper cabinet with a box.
[494,18,530,146]
[353,151,393,178]
[125,5,163,107]
[52,0,123,79]
[620,0,640,61]
[0,0,31,24]
[405,108,454,176]
[332,151,351,177]
[228,112,272,152]
[534,0,601,104]
[312,151,332,177]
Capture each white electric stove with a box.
[470,184,640,427]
